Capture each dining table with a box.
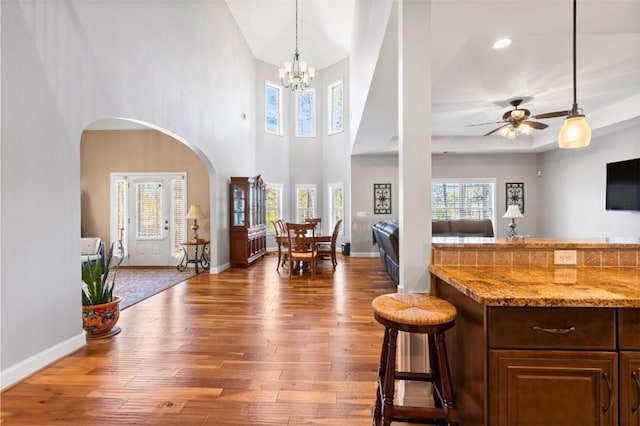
[275,233,332,270]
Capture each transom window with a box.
[295,89,316,137]
[328,80,344,135]
[432,179,495,224]
[265,81,282,136]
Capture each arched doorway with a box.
[81,118,213,267]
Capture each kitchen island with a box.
[429,238,640,426]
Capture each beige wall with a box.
[81,129,210,249]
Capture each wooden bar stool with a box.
[371,293,459,426]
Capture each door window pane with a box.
[136,182,163,239]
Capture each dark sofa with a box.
[372,220,400,285]
[372,219,494,285]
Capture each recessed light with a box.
[492,38,512,49]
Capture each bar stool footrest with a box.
[394,371,436,382]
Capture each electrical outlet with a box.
[554,250,577,265]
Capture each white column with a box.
[397,0,432,406]
[398,0,431,294]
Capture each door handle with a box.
[602,372,613,414]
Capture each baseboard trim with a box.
[210,262,230,274]
[0,332,86,391]
[350,252,379,258]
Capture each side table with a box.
[177,240,210,274]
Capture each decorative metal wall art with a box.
[374,183,392,214]
[506,182,524,213]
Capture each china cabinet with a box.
[229,175,266,266]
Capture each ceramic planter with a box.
[82,296,122,339]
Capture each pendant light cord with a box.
[295,0,299,55]
[572,0,578,110]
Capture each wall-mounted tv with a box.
[606,158,640,211]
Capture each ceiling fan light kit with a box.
[558,0,591,149]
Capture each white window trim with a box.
[265,182,283,235]
[431,177,496,225]
[265,81,282,136]
[327,79,344,135]
[295,89,316,138]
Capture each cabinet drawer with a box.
[489,307,616,350]
[619,308,640,350]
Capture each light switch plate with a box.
[356,211,366,217]
[554,250,577,265]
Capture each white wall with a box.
[350,152,544,255]
[540,118,640,238]
[1,0,255,387]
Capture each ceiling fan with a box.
[467,99,569,139]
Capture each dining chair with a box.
[304,217,322,234]
[285,222,318,279]
[274,219,288,270]
[317,219,342,270]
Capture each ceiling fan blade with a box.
[523,121,548,130]
[484,124,509,136]
[532,110,570,119]
[466,121,506,127]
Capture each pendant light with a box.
[558,0,591,149]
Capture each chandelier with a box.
[279,0,315,91]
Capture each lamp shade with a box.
[558,115,591,148]
[503,204,524,218]
[186,204,206,220]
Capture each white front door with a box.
[111,173,186,267]
[129,178,172,266]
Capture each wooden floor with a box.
[1,254,417,425]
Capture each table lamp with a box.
[503,204,524,238]
[186,204,206,242]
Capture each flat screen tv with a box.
[606,158,640,211]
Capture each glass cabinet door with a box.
[232,184,245,226]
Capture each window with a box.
[265,183,283,234]
[113,179,128,258]
[328,80,344,135]
[295,89,316,137]
[295,184,317,223]
[328,182,344,235]
[171,178,186,257]
[265,81,282,135]
[432,179,495,224]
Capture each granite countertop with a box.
[432,237,640,249]
[429,264,640,308]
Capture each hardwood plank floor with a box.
[1,254,426,425]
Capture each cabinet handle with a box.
[531,326,576,334]
[632,372,640,413]
[602,372,613,414]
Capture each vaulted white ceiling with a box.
[227,0,640,154]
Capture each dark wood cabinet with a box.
[490,350,617,426]
[229,175,266,267]
[620,308,640,426]
[433,277,640,426]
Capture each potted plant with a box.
[81,243,123,339]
